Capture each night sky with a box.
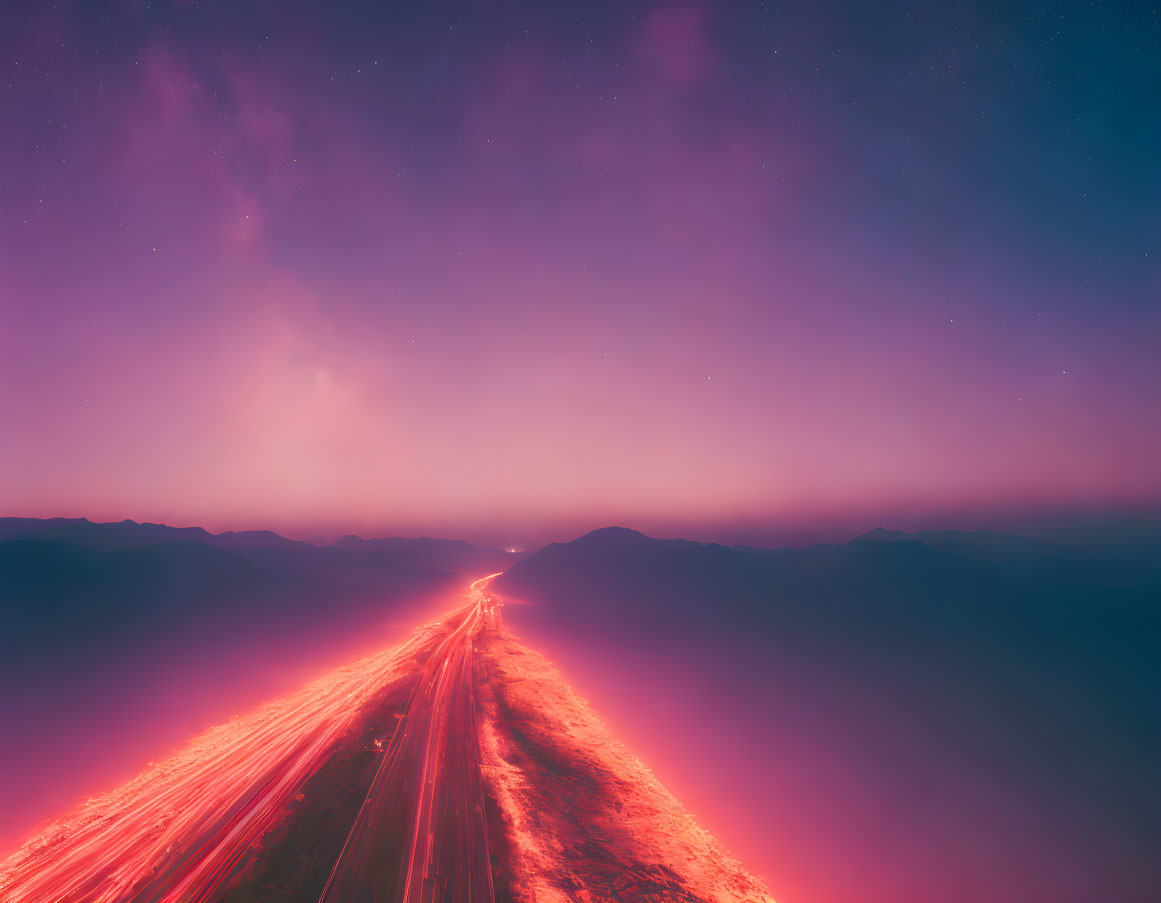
[2,1,1159,544]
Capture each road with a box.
[318,574,500,903]
[0,573,773,903]
[0,576,504,903]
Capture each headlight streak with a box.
[318,575,500,903]
[1,573,773,903]
[0,628,433,903]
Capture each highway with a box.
[0,573,773,903]
[318,574,500,903]
[0,577,504,903]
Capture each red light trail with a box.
[319,575,499,902]
[0,576,772,903]
[0,611,439,903]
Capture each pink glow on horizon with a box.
[2,3,1159,545]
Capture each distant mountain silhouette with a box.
[0,516,91,542]
[0,517,225,552]
[849,526,1071,561]
[0,517,521,576]
[494,525,1161,903]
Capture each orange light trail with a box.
[1,574,774,903]
[319,574,500,902]
[0,614,437,903]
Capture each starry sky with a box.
[2,0,1159,545]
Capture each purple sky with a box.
[2,1,1159,546]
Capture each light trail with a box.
[0,600,451,903]
[1,573,774,903]
[319,574,499,903]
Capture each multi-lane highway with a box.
[319,575,500,903]
[0,577,504,903]
[0,574,772,903]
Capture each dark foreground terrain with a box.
[496,526,1161,903]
